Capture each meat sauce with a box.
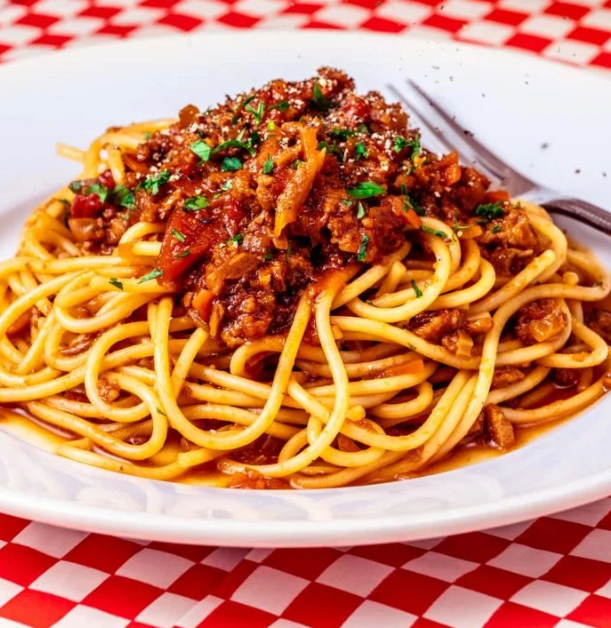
[66,68,546,348]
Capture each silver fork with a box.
[387,81,611,236]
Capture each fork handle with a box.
[542,197,611,237]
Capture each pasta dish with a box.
[1,68,610,489]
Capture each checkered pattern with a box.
[0,0,610,70]
[2,501,611,627]
[2,1,611,626]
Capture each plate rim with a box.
[1,30,611,546]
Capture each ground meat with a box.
[60,333,99,357]
[98,378,120,403]
[554,368,580,388]
[585,308,611,345]
[484,404,515,450]
[515,299,568,345]
[66,69,511,347]
[409,309,465,345]
[492,367,526,390]
[477,208,541,276]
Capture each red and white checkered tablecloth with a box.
[2,1,611,627]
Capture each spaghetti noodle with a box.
[1,68,611,489]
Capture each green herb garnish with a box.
[231,94,256,123]
[109,278,123,290]
[267,100,289,112]
[245,100,265,125]
[84,183,109,203]
[411,280,423,298]
[402,190,424,216]
[69,180,83,193]
[222,157,242,172]
[263,252,274,261]
[357,234,370,262]
[184,196,209,211]
[347,182,385,200]
[354,142,369,160]
[491,225,502,233]
[137,268,163,284]
[291,159,305,170]
[220,180,233,191]
[393,134,422,158]
[140,171,171,196]
[212,139,254,157]
[144,131,152,140]
[329,128,353,141]
[263,156,274,175]
[190,140,211,163]
[175,249,191,258]
[421,226,448,239]
[356,202,366,219]
[312,80,332,110]
[475,202,504,220]
[228,233,243,245]
[267,121,276,132]
[171,229,186,243]
[112,185,135,209]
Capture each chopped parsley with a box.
[263,156,274,175]
[267,120,276,132]
[245,100,265,125]
[329,128,353,141]
[357,234,370,262]
[452,218,472,233]
[231,94,256,123]
[393,134,422,158]
[190,139,211,162]
[356,123,370,134]
[354,142,369,160]
[403,194,424,216]
[113,185,135,209]
[222,156,242,172]
[312,80,332,110]
[68,180,83,193]
[228,233,243,245]
[421,225,449,239]
[267,100,289,112]
[175,249,191,258]
[109,278,123,290]
[356,202,366,219]
[171,229,186,243]
[220,180,233,191]
[213,138,255,157]
[475,202,505,220]
[184,196,208,211]
[411,280,423,298]
[347,181,385,200]
[140,171,171,196]
[317,140,342,161]
[263,252,274,261]
[144,131,152,140]
[491,225,502,233]
[137,268,163,284]
[291,159,305,170]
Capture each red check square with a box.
[0,589,75,628]
[370,569,446,615]
[262,548,342,580]
[283,582,361,628]
[0,544,55,587]
[83,575,161,618]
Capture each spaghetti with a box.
[1,68,611,489]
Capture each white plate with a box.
[1,32,611,547]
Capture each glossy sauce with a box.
[0,405,578,486]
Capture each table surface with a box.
[1,1,611,627]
